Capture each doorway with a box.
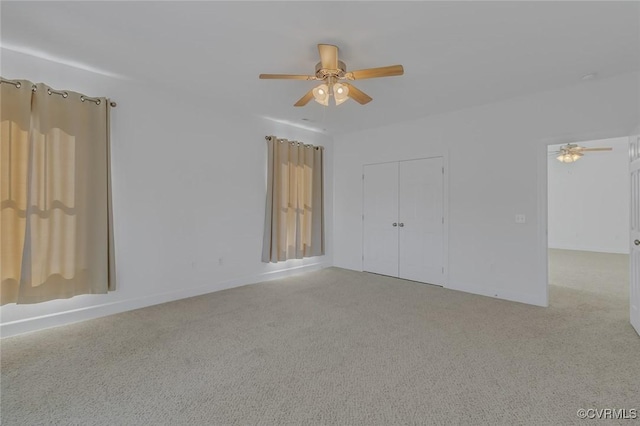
[546,137,630,304]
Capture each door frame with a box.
[629,127,640,335]
[361,155,450,288]
[536,131,631,308]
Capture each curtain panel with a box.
[0,79,115,305]
[262,136,324,263]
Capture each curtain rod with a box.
[265,135,323,149]
[0,78,117,107]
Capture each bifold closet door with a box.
[398,158,444,285]
[363,162,399,277]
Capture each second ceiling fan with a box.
[259,44,404,107]
[551,143,613,163]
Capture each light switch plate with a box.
[515,214,526,224]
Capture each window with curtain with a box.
[0,78,115,305]
[262,136,324,263]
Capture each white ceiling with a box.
[2,1,639,135]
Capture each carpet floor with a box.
[1,251,638,425]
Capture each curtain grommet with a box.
[81,96,102,105]
[47,88,68,98]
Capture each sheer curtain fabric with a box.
[262,136,324,263]
[1,79,115,304]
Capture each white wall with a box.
[0,49,334,336]
[333,72,639,307]
[548,137,630,254]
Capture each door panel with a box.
[398,158,444,285]
[630,131,640,336]
[363,162,399,277]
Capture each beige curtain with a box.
[1,79,115,305]
[262,136,324,263]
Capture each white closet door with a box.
[630,130,640,337]
[363,162,399,277]
[398,158,444,285]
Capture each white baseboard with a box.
[548,244,629,255]
[445,282,548,307]
[1,262,329,338]
[336,265,547,308]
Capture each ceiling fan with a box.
[259,44,404,107]
[550,143,613,163]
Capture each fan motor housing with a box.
[315,61,347,79]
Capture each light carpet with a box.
[549,248,629,298]
[1,253,638,425]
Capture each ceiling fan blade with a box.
[294,89,315,107]
[318,44,338,69]
[575,147,613,152]
[259,74,316,80]
[344,83,373,105]
[347,65,404,80]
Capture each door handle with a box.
[399,223,404,227]
[392,223,397,227]
[635,239,640,246]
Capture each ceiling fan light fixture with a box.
[312,83,329,106]
[260,44,404,107]
[556,152,583,163]
[333,82,349,105]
